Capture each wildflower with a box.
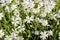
[55,10,60,18]
[47,30,53,36]
[5,0,12,4]
[11,16,21,26]
[17,36,24,40]
[13,9,20,16]
[0,30,4,38]
[44,0,56,13]
[18,24,25,32]
[0,0,5,3]
[22,0,35,11]
[24,16,34,23]
[11,32,18,39]
[11,32,24,40]
[35,17,40,22]
[1,3,6,7]
[40,12,47,17]
[39,19,49,26]
[11,4,17,10]
[32,8,40,14]
[34,0,40,3]
[58,32,60,39]
[5,6,10,12]
[49,14,56,20]
[34,30,39,35]
[40,31,48,40]
[15,0,20,5]
[4,35,12,40]
[38,1,44,8]
[0,13,3,20]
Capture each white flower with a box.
[49,14,56,20]
[11,32,24,40]
[11,16,21,26]
[34,0,40,3]
[0,0,12,4]
[22,0,29,9]
[55,10,60,18]
[0,0,5,3]
[0,30,4,38]
[34,30,39,35]
[1,3,6,7]
[38,1,44,8]
[55,14,60,18]
[35,17,40,22]
[5,6,10,12]
[28,1,34,9]
[40,31,48,40]
[5,0,12,4]
[44,6,52,13]
[13,9,20,16]
[17,36,24,40]
[47,30,53,36]
[22,0,35,9]
[15,0,20,5]
[24,16,34,23]
[40,30,53,40]
[39,19,48,26]
[58,32,60,39]
[40,12,47,17]
[4,35,12,40]
[32,8,40,14]
[43,0,49,6]
[11,32,18,39]
[44,0,56,13]
[18,24,25,32]
[11,4,17,10]
[0,13,3,20]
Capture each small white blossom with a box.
[35,17,40,22]
[58,32,60,39]
[44,0,56,13]
[39,19,48,26]
[24,16,34,23]
[13,9,20,16]
[34,30,39,35]
[0,30,4,38]
[40,31,48,40]
[11,16,21,26]
[0,13,3,20]
[0,0,12,4]
[40,30,53,40]
[0,0,5,3]
[11,32,18,39]
[5,0,12,4]
[48,13,56,20]
[32,8,40,14]
[11,32,24,40]
[5,6,10,12]
[11,4,17,10]
[18,24,25,32]
[22,0,35,9]
[15,0,20,5]
[40,13,47,17]
[17,36,24,40]
[38,1,44,8]
[4,35,12,40]
[47,30,53,36]
[55,10,60,18]
[1,3,6,7]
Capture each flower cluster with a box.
[0,0,60,40]
[40,30,53,40]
